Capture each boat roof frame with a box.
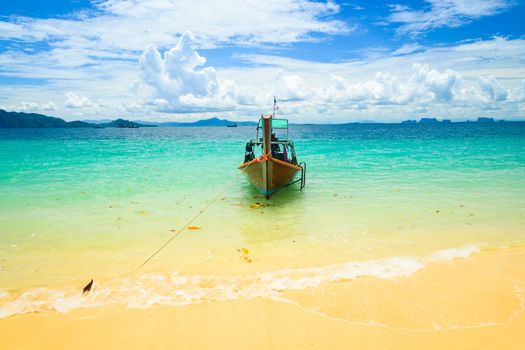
[256,115,289,140]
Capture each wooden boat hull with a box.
[239,156,301,198]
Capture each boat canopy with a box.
[258,118,288,129]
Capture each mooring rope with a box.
[135,177,238,272]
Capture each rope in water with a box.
[134,143,267,272]
[135,177,238,271]
[83,159,275,293]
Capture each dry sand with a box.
[1,247,524,350]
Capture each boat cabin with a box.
[244,114,298,165]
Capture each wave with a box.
[0,245,479,318]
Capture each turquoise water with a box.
[0,123,524,312]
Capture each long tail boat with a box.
[239,113,306,199]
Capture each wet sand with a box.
[1,247,524,350]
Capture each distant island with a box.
[127,117,257,127]
[0,110,92,128]
[0,110,153,128]
[401,117,499,124]
[1,109,522,128]
[0,110,256,128]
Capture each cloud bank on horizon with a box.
[0,0,524,122]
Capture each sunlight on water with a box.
[0,124,524,315]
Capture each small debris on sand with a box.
[250,202,265,209]
[187,226,201,230]
[237,248,252,263]
[82,279,93,295]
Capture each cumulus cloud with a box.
[140,32,218,99]
[139,32,236,112]
[136,35,520,119]
[0,20,523,123]
[480,76,508,102]
[274,72,309,101]
[508,79,525,102]
[40,101,57,111]
[10,101,57,113]
[388,0,514,36]
[64,92,94,108]
[520,79,525,102]
[320,64,462,105]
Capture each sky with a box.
[0,0,524,123]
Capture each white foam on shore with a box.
[0,245,480,318]
[426,245,480,262]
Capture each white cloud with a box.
[274,72,309,101]
[221,56,519,122]
[508,79,525,102]
[480,76,508,102]
[9,101,57,113]
[392,43,423,56]
[64,92,94,108]
[140,32,218,99]
[139,31,237,112]
[40,101,58,111]
[0,26,524,122]
[319,64,462,105]
[0,0,351,118]
[16,102,40,112]
[387,0,514,36]
[0,0,349,50]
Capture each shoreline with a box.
[1,246,524,349]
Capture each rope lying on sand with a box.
[82,175,243,293]
[135,178,238,272]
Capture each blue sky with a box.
[0,0,524,122]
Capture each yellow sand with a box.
[1,247,525,350]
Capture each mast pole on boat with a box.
[272,95,277,118]
[262,114,272,199]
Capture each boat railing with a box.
[248,139,293,146]
[286,162,306,190]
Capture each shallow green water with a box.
[0,124,524,297]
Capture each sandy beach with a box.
[2,247,524,350]
[1,0,525,347]
[1,124,524,349]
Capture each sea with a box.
[0,123,524,317]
